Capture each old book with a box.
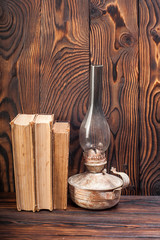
[34,114,54,211]
[11,114,36,211]
[53,122,70,209]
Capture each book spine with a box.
[35,118,53,211]
[11,120,36,212]
[11,123,21,211]
[53,124,70,209]
[30,121,36,212]
[50,119,54,210]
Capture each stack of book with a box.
[11,114,70,211]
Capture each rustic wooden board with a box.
[0,194,160,239]
[0,0,160,196]
[139,0,160,195]
[0,0,40,191]
[90,0,139,194]
[40,0,89,175]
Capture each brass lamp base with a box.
[68,168,130,210]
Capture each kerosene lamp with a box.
[68,65,130,210]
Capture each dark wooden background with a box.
[0,0,160,195]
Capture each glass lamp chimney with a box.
[79,65,110,172]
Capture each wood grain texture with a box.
[90,0,139,194]
[139,0,160,195]
[0,194,160,239]
[0,0,40,192]
[0,0,160,196]
[40,0,89,176]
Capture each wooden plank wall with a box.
[0,0,40,192]
[0,0,160,195]
[90,0,139,195]
[139,0,160,195]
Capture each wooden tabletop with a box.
[0,194,160,239]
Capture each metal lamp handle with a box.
[110,167,130,189]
